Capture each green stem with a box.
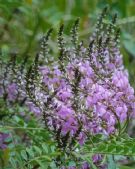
[83,151,135,157]
[0,126,45,130]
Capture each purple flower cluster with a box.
[5,83,18,101]
[35,47,135,145]
[0,133,9,149]
[0,60,18,102]
[0,60,41,117]
[32,12,135,149]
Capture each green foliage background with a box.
[0,0,135,83]
[0,0,135,169]
[0,0,135,68]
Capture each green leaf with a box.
[21,150,28,161]
[42,144,48,154]
[107,144,116,153]
[107,155,116,169]
[33,146,42,155]
[10,157,17,168]
[83,137,135,156]
[26,147,34,158]
[50,161,58,169]
[68,161,76,167]
[35,160,49,168]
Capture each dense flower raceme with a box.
[0,57,41,117]
[30,13,135,149]
[36,52,135,144]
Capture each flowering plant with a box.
[0,7,135,169]
[21,7,135,148]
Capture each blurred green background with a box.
[0,0,135,83]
